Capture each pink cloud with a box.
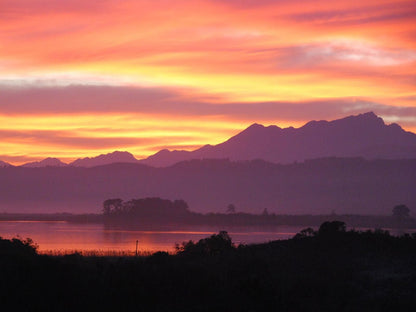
[0,85,415,126]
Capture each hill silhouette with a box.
[0,160,12,167]
[1,158,415,214]
[140,112,416,167]
[22,157,68,168]
[5,112,416,168]
[18,151,139,168]
[69,151,139,167]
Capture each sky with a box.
[1,0,415,165]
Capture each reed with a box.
[39,249,155,257]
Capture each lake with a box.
[0,221,309,254]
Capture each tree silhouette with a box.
[392,204,411,230]
[226,204,236,214]
[173,199,190,213]
[294,227,316,239]
[392,204,410,218]
[318,220,346,237]
[103,198,123,215]
[0,236,38,257]
[176,231,234,255]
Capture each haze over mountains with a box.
[1,158,415,215]
[6,112,416,168]
[22,158,68,168]
[1,112,415,215]
[70,151,139,167]
[0,160,11,167]
[140,112,416,167]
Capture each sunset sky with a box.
[1,0,415,165]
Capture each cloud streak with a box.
[1,84,415,165]
[1,84,415,122]
[0,0,415,164]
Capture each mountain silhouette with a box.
[1,158,415,214]
[22,157,68,168]
[2,112,416,168]
[0,160,12,167]
[70,151,139,167]
[1,112,415,215]
[139,112,416,167]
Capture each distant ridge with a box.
[70,151,139,167]
[22,157,67,168]
[5,112,416,168]
[139,112,416,167]
[0,160,12,167]
[1,158,415,214]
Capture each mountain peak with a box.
[239,123,282,136]
[302,112,385,131]
[345,111,384,124]
[0,160,12,167]
[22,157,67,168]
[140,112,416,166]
[8,112,415,169]
[70,151,139,167]
[152,149,170,156]
[359,111,377,118]
[247,123,265,130]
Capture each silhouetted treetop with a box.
[226,204,236,214]
[103,198,123,215]
[0,236,38,257]
[393,204,410,218]
[294,227,316,239]
[102,197,190,217]
[176,231,234,256]
[318,220,346,237]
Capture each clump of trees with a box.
[293,220,346,239]
[393,204,410,218]
[392,204,412,229]
[0,236,38,257]
[102,197,193,224]
[226,204,236,214]
[175,231,234,256]
[103,197,190,216]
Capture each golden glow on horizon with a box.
[0,0,415,164]
[0,113,307,165]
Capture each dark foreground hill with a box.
[1,222,416,311]
[0,157,415,214]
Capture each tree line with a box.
[102,197,415,229]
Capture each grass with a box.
[39,249,155,257]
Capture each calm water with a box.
[0,221,308,254]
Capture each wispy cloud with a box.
[0,0,415,164]
[1,84,415,122]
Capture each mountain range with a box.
[140,112,416,166]
[70,151,139,167]
[1,111,416,215]
[4,112,416,168]
[1,158,415,215]
[0,160,11,167]
[22,157,68,168]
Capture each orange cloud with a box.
[0,0,415,164]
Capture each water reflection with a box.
[0,221,307,253]
[1,221,414,254]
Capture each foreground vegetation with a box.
[1,221,416,311]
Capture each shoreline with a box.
[1,212,415,229]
